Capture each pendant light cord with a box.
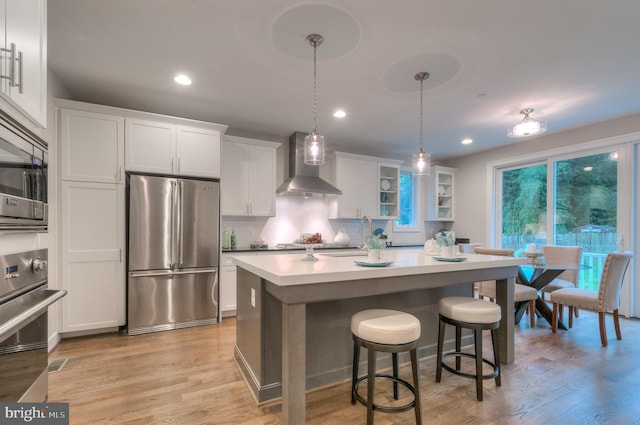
[419,77,424,152]
[312,40,318,135]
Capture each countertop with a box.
[221,244,423,254]
[231,248,525,286]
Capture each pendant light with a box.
[507,108,547,138]
[304,34,325,165]
[412,72,431,175]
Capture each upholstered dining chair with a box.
[541,245,583,319]
[474,247,539,327]
[458,243,482,254]
[550,251,633,346]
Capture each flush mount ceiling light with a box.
[304,34,325,166]
[333,109,346,118]
[461,138,473,145]
[412,72,431,175]
[174,74,192,86]
[507,108,547,138]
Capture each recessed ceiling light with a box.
[461,138,473,145]
[174,74,192,85]
[333,109,346,118]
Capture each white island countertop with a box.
[230,248,526,287]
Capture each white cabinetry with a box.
[324,154,377,218]
[221,136,280,216]
[0,0,47,128]
[426,166,455,221]
[58,104,126,333]
[125,118,221,178]
[59,108,124,183]
[56,99,228,334]
[378,164,400,219]
[220,254,237,317]
[323,153,402,219]
[60,181,125,332]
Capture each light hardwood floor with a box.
[49,311,640,424]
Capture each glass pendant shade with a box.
[412,150,430,176]
[304,131,325,165]
[508,108,547,137]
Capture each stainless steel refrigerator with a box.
[127,174,220,335]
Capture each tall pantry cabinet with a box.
[58,107,126,332]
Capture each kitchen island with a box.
[232,248,524,424]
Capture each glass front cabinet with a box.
[426,166,456,221]
[378,164,400,219]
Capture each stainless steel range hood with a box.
[276,132,342,197]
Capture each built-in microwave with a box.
[0,111,47,230]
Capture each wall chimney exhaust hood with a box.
[276,132,342,197]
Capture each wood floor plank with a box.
[48,311,640,424]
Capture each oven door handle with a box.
[0,289,67,343]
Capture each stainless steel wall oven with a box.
[0,249,66,402]
[0,111,48,230]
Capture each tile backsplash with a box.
[221,197,447,248]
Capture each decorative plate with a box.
[380,179,391,191]
[433,256,467,262]
[354,260,394,267]
[438,185,446,196]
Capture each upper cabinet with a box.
[378,164,400,219]
[59,108,124,184]
[426,166,456,221]
[221,136,280,216]
[322,152,402,219]
[0,0,47,129]
[125,118,221,178]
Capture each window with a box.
[394,170,417,230]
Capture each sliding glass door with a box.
[498,149,620,291]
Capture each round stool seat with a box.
[439,296,501,324]
[351,309,421,345]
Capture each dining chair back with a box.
[474,247,513,257]
[459,243,482,254]
[550,251,633,346]
[541,245,583,290]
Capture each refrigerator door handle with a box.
[178,180,184,268]
[129,268,218,278]
[169,180,177,269]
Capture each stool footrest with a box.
[440,352,499,380]
[353,374,417,413]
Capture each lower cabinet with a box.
[60,181,125,332]
[220,254,238,317]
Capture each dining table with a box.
[516,261,591,330]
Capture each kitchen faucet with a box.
[358,215,373,236]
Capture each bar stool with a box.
[435,296,501,401]
[351,309,422,425]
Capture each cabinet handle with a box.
[0,43,16,88]
[177,158,181,174]
[117,166,122,182]
[16,49,23,94]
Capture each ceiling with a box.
[48,1,640,162]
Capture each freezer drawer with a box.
[127,269,218,335]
